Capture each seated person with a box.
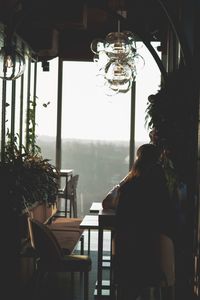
[102,144,167,209]
[106,143,175,299]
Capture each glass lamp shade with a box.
[105,60,132,84]
[90,38,105,54]
[105,32,131,59]
[109,79,132,93]
[103,80,119,96]
[94,50,109,70]
[104,61,133,94]
[103,76,132,96]
[0,47,25,80]
[90,30,144,95]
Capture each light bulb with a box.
[105,32,131,59]
[4,55,13,68]
[105,61,132,84]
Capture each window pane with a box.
[14,78,22,138]
[35,58,58,164]
[5,81,12,139]
[62,61,131,216]
[21,56,29,147]
[135,41,161,149]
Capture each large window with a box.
[35,43,161,217]
[62,61,131,216]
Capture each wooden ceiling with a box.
[0,0,176,61]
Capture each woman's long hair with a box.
[128,144,160,179]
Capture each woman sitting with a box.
[105,144,175,299]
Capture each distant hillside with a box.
[37,136,147,216]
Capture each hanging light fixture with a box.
[0,44,25,80]
[90,22,144,95]
[0,21,26,80]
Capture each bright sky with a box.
[36,42,161,142]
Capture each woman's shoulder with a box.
[119,176,140,195]
[102,184,120,209]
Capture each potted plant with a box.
[2,135,59,214]
[145,66,196,255]
[145,65,194,187]
[1,134,59,265]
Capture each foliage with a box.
[28,97,39,154]
[27,95,50,154]
[1,135,59,215]
[145,65,195,184]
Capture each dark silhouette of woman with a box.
[113,143,175,300]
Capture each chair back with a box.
[64,174,79,198]
[28,217,63,263]
[114,232,175,289]
[64,174,79,217]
